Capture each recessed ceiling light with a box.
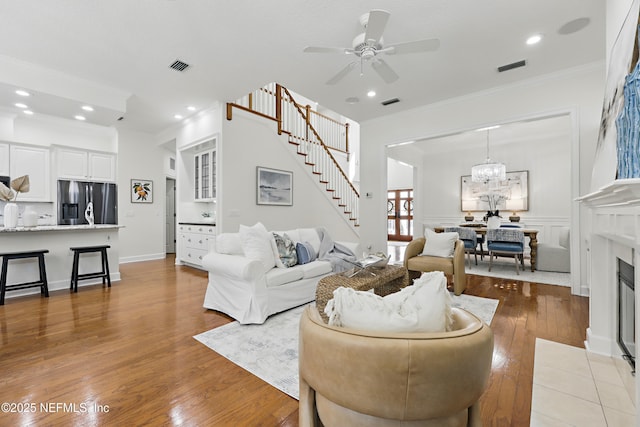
[367,90,376,97]
[14,103,27,109]
[476,125,500,132]
[187,106,196,111]
[15,90,30,97]
[526,34,542,45]
[23,110,34,115]
[74,115,86,121]
[174,114,183,120]
[82,105,94,112]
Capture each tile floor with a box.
[531,339,636,426]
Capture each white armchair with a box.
[536,227,570,273]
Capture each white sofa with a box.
[202,224,360,324]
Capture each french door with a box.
[387,189,413,241]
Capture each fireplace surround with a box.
[618,257,636,372]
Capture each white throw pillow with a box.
[422,228,458,258]
[216,233,244,255]
[324,271,452,332]
[239,222,275,272]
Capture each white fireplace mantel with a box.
[578,178,640,208]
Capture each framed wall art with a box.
[131,179,153,203]
[257,167,292,206]
[460,170,528,212]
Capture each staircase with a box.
[227,83,359,226]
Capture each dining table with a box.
[434,225,539,272]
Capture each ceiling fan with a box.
[303,9,440,85]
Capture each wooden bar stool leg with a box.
[102,249,111,288]
[71,250,80,293]
[0,257,8,306]
[38,253,49,298]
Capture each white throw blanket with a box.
[316,227,357,272]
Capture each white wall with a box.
[219,109,359,242]
[359,64,605,295]
[387,158,413,190]
[117,128,167,263]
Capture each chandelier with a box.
[471,129,506,183]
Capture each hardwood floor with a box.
[0,256,588,426]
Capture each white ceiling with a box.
[0,1,605,135]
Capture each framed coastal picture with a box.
[131,179,153,203]
[257,167,292,206]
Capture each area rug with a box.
[193,293,499,400]
[466,258,571,287]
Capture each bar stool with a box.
[0,249,50,305]
[69,245,111,293]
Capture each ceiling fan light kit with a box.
[303,9,439,85]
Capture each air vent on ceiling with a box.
[169,59,190,72]
[498,60,526,73]
[381,98,400,106]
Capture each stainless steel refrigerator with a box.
[57,180,118,225]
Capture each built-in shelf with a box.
[577,178,640,208]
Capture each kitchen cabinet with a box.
[10,144,51,201]
[56,147,116,182]
[194,149,216,201]
[0,143,9,176]
[178,223,216,267]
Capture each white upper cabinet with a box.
[194,149,216,202]
[0,143,9,176]
[10,144,51,201]
[56,147,116,182]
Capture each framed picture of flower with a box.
[131,179,153,203]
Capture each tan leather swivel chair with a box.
[299,306,494,427]
[404,237,467,295]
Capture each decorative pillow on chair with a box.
[422,228,458,258]
[272,232,298,268]
[238,222,275,272]
[324,271,452,332]
[296,241,317,265]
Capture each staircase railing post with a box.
[276,83,283,135]
[345,122,350,161]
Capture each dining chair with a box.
[445,227,479,267]
[487,228,525,274]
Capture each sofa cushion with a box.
[265,266,304,288]
[216,233,244,255]
[422,228,458,258]
[298,228,321,254]
[239,222,275,272]
[324,271,452,333]
[300,260,332,278]
[296,241,317,265]
[272,232,298,268]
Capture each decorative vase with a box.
[487,216,501,229]
[23,206,38,227]
[3,202,18,229]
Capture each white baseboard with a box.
[119,253,167,264]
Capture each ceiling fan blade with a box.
[364,9,390,44]
[385,38,440,55]
[371,58,399,83]
[326,62,357,85]
[304,46,354,54]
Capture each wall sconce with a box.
[506,198,525,222]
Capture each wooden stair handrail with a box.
[278,85,360,198]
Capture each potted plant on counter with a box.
[0,175,30,229]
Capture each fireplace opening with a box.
[617,258,636,374]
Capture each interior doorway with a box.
[387,189,413,241]
[166,177,176,254]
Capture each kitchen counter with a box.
[0,224,123,233]
[0,225,121,300]
[178,221,216,226]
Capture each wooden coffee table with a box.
[315,264,410,322]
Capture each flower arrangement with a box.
[479,192,506,221]
[0,175,30,201]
